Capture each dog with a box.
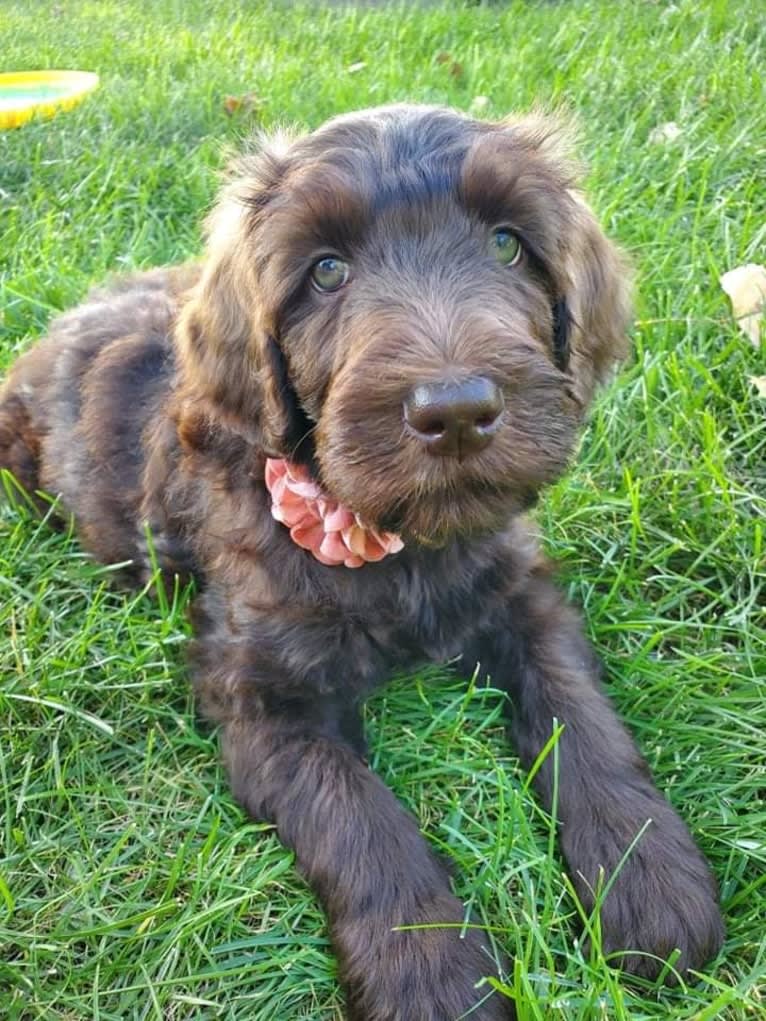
[0,104,724,1020]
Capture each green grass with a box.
[1,0,764,1018]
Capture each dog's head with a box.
[178,105,631,544]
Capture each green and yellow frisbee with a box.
[0,70,99,129]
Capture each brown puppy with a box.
[0,105,723,1020]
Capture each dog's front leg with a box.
[470,567,724,981]
[222,718,512,1020]
[191,601,513,1021]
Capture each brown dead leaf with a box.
[436,51,463,80]
[223,92,263,118]
[748,375,766,398]
[720,263,766,348]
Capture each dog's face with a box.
[179,105,630,543]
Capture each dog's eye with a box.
[311,257,350,293]
[490,228,522,267]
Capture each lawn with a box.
[1,0,764,1018]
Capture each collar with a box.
[264,457,404,568]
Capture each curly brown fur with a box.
[0,105,723,1019]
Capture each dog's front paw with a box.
[568,805,724,982]
[336,900,515,1021]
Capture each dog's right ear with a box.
[175,133,310,455]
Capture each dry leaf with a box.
[720,263,766,348]
[748,375,766,398]
[436,51,463,80]
[649,121,682,144]
[347,61,366,74]
[223,92,262,118]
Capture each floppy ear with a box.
[175,133,311,455]
[499,113,633,409]
[561,194,632,408]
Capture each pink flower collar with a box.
[264,458,404,568]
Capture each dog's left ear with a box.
[497,114,633,409]
[559,193,632,408]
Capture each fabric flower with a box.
[264,458,404,568]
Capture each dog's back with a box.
[0,265,198,572]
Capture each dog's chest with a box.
[320,541,510,670]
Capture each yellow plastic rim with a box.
[0,70,99,129]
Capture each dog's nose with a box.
[403,377,504,458]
